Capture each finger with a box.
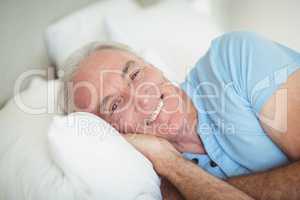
[123,133,141,145]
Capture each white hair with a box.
[59,41,141,114]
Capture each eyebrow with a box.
[122,60,135,78]
[99,94,113,113]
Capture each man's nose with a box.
[134,85,159,113]
[137,97,150,110]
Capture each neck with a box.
[175,124,205,154]
[173,105,206,154]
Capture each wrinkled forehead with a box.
[78,49,142,72]
[72,49,143,83]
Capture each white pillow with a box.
[48,112,161,200]
[0,78,69,200]
[104,0,222,83]
[44,0,140,68]
[0,78,161,200]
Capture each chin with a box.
[155,113,186,143]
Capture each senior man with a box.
[61,32,300,200]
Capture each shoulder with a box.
[210,31,276,55]
[209,31,273,68]
[212,31,266,46]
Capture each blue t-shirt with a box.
[181,32,300,179]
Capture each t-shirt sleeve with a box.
[210,31,299,114]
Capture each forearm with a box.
[228,161,300,200]
[159,154,253,200]
[124,134,300,200]
[160,178,185,200]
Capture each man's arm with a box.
[161,157,300,200]
[125,134,300,200]
[160,152,254,200]
[124,134,253,200]
[160,160,300,200]
[259,70,300,160]
[160,178,184,200]
[228,161,300,200]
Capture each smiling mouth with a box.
[145,94,164,125]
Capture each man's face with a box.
[71,49,196,143]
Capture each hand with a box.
[123,134,181,175]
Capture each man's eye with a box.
[110,103,118,113]
[130,70,140,80]
[110,98,123,114]
[111,103,118,111]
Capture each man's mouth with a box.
[145,94,164,125]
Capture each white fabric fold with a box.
[48,112,162,200]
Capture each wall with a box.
[0,0,99,108]
[225,0,300,51]
[0,0,299,108]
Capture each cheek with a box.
[110,106,144,133]
[144,67,165,83]
[73,87,98,112]
[164,95,183,114]
[162,86,185,114]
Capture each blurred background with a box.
[0,0,300,108]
